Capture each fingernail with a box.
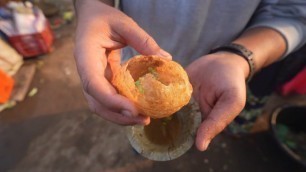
[157,49,172,59]
[202,140,211,151]
[136,115,150,125]
[121,110,133,117]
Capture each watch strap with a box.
[210,43,255,82]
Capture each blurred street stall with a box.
[0,1,54,58]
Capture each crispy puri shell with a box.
[112,55,193,118]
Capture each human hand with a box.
[74,0,171,125]
[186,52,250,151]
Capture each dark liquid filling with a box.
[144,114,181,145]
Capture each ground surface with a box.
[1,16,306,172]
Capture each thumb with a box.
[106,49,121,79]
[196,91,245,151]
[115,19,172,60]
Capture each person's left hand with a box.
[186,52,250,151]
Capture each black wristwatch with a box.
[210,43,255,82]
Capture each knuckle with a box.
[236,98,246,110]
[119,17,135,32]
[123,16,135,25]
[225,88,246,111]
[143,35,152,46]
[141,35,159,52]
[87,100,98,115]
[82,77,92,94]
[121,15,139,28]
[206,116,226,135]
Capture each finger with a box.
[196,90,246,151]
[115,19,172,60]
[86,93,150,125]
[105,49,121,81]
[199,97,213,119]
[185,65,202,101]
[74,40,138,116]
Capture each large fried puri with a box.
[112,55,193,118]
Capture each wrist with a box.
[210,43,255,82]
[213,51,250,80]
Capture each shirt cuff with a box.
[248,18,305,58]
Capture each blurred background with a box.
[0,0,306,172]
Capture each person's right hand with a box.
[74,0,171,125]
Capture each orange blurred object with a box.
[0,69,14,103]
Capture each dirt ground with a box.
[1,11,306,172]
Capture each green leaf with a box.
[135,80,144,94]
[276,124,289,141]
[28,87,38,97]
[285,140,297,149]
[148,67,158,78]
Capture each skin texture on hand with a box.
[186,52,249,151]
[75,0,287,152]
[187,27,286,151]
[74,0,171,126]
